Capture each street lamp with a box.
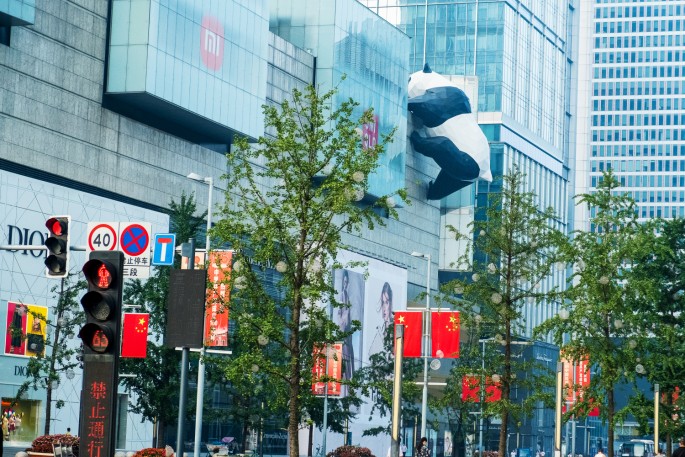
[187,172,214,457]
[411,251,431,439]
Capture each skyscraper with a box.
[577,1,685,229]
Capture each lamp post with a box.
[411,251,431,439]
[187,172,214,457]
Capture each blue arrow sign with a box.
[152,233,176,266]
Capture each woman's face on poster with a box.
[381,290,391,322]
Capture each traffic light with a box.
[79,251,124,355]
[44,216,70,278]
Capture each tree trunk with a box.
[308,423,313,457]
[607,389,615,457]
[499,316,513,457]
[288,278,304,457]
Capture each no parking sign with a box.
[120,222,151,278]
[87,222,151,278]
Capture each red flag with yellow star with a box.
[394,311,422,357]
[431,311,460,358]
[121,313,149,358]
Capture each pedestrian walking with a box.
[594,449,606,457]
[417,437,430,457]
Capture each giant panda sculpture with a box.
[408,64,492,200]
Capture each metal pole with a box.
[194,178,213,457]
[654,383,659,451]
[554,362,563,457]
[177,238,195,457]
[322,345,330,457]
[571,363,576,457]
[420,254,430,439]
[391,325,405,457]
[479,340,485,456]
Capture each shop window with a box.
[1,398,41,442]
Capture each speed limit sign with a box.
[87,222,118,252]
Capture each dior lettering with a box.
[6,224,47,257]
[14,365,29,376]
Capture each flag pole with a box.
[391,325,405,457]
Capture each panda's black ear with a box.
[408,76,412,83]
[423,63,432,73]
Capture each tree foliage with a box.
[535,170,652,457]
[627,217,685,451]
[443,168,566,457]
[212,81,406,457]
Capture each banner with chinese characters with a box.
[311,343,342,396]
[4,302,48,357]
[205,251,233,347]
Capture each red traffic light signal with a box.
[44,216,70,278]
[79,252,124,355]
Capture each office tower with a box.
[576,1,685,229]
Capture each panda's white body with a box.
[408,65,492,200]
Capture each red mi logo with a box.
[200,15,224,71]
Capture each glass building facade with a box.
[0,0,34,26]
[587,0,685,224]
[358,1,578,453]
[270,0,410,198]
[362,0,574,335]
[107,0,269,141]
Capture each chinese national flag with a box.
[431,311,460,358]
[121,313,149,358]
[462,375,480,401]
[485,377,502,402]
[394,312,422,357]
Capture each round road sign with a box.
[88,223,118,251]
[120,223,150,257]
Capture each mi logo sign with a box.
[201,15,224,71]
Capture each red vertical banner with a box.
[121,313,149,358]
[394,311,423,357]
[431,311,460,358]
[205,251,233,346]
[311,343,342,396]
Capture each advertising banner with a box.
[311,343,342,396]
[332,250,408,378]
[205,251,233,347]
[4,302,48,357]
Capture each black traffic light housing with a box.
[78,250,124,457]
[79,251,124,356]
[44,215,70,278]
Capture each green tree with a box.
[535,170,651,457]
[626,217,685,454]
[120,192,206,442]
[11,275,86,435]
[212,81,406,457]
[444,168,567,457]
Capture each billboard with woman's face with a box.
[332,250,408,375]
